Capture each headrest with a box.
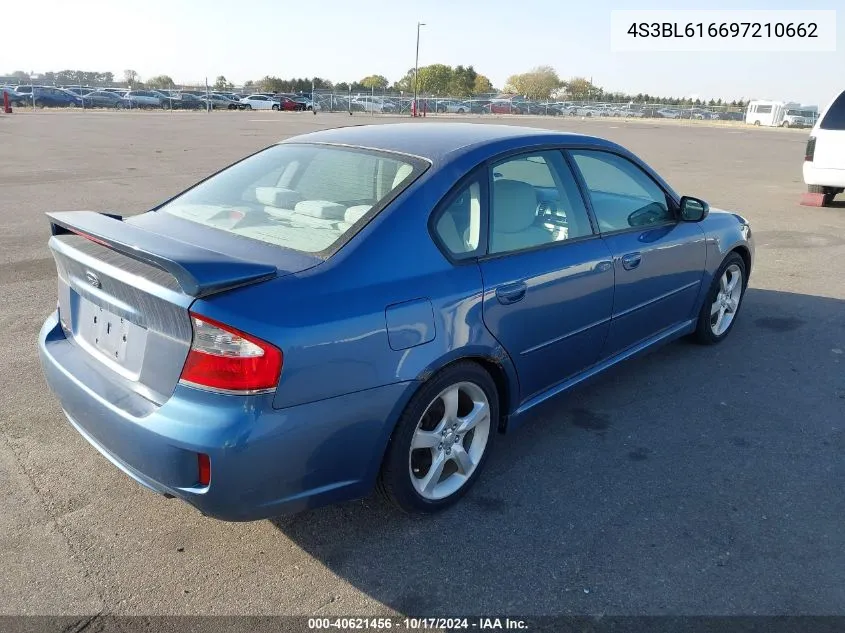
[255,186,303,208]
[294,200,347,220]
[492,179,538,233]
[392,163,413,188]
[344,205,372,223]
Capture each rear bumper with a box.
[803,163,845,188]
[39,312,414,521]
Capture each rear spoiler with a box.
[47,211,277,297]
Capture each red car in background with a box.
[277,95,307,111]
[484,98,529,114]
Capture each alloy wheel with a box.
[408,382,491,501]
[710,264,743,336]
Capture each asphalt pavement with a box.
[1,110,843,616]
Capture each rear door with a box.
[813,90,845,171]
[568,150,706,358]
[475,150,615,402]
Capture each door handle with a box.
[620,252,642,270]
[495,282,527,305]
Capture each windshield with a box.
[157,143,425,254]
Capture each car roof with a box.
[281,122,613,164]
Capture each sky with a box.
[4,0,842,106]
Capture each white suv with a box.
[803,89,845,206]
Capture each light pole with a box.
[413,22,425,117]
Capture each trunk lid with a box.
[47,211,317,405]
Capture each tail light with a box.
[179,312,282,394]
[197,453,211,486]
[805,136,816,162]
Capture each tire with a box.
[160,101,170,110]
[377,361,498,514]
[753,120,761,126]
[782,121,790,128]
[692,252,747,345]
[271,104,279,111]
[245,104,252,110]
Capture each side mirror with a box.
[679,196,709,222]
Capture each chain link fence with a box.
[2,80,817,128]
[308,89,769,124]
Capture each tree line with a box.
[5,67,748,106]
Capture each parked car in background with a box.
[351,96,395,113]
[460,99,491,114]
[279,96,306,111]
[1,86,28,105]
[38,123,754,520]
[123,90,164,109]
[656,108,681,119]
[173,93,207,110]
[572,105,603,117]
[80,90,129,109]
[32,87,82,108]
[618,106,645,118]
[431,99,465,113]
[239,94,279,110]
[781,108,816,128]
[202,93,241,110]
[63,87,96,96]
[486,100,518,114]
[292,96,320,111]
[804,88,845,206]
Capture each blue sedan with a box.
[38,123,754,520]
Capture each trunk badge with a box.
[85,271,102,288]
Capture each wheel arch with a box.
[730,244,752,279]
[418,354,514,433]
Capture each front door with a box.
[568,149,707,358]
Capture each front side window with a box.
[158,144,424,254]
[570,150,673,233]
[489,152,593,255]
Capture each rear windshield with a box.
[820,91,845,130]
[157,143,425,254]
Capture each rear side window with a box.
[158,144,425,255]
[432,180,482,258]
[820,91,845,130]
